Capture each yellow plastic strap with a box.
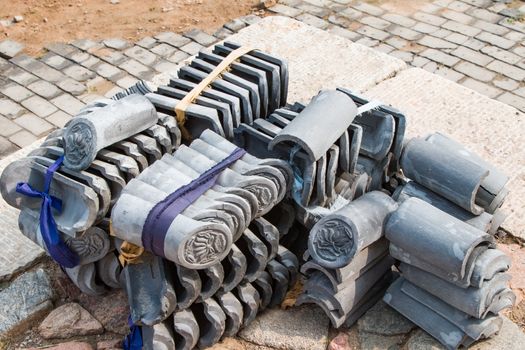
[175,46,256,140]
[109,219,145,266]
[118,241,145,266]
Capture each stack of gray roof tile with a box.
[0,45,301,350]
[296,191,397,327]
[0,94,181,295]
[108,130,298,348]
[140,41,289,141]
[234,88,406,228]
[383,134,514,349]
[110,129,289,267]
[230,86,408,330]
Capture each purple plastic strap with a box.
[142,147,246,256]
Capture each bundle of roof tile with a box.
[234,88,405,228]
[241,88,408,329]
[0,44,300,349]
[382,133,514,350]
[297,191,397,327]
[109,130,299,349]
[108,46,300,348]
[240,79,514,349]
[1,94,182,294]
[146,41,288,140]
[111,129,289,266]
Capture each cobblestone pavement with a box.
[0,0,525,159]
[270,0,525,110]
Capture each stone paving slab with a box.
[223,16,406,103]
[0,138,45,282]
[0,268,53,336]
[0,40,24,59]
[364,67,525,239]
[238,305,329,350]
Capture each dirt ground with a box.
[0,0,262,55]
[0,0,436,56]
[0,0,468,57]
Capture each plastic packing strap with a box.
[175,45,257,140]
[15,155,80,268]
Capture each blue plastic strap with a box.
[15,156,80,268]
[122,315,143,350]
